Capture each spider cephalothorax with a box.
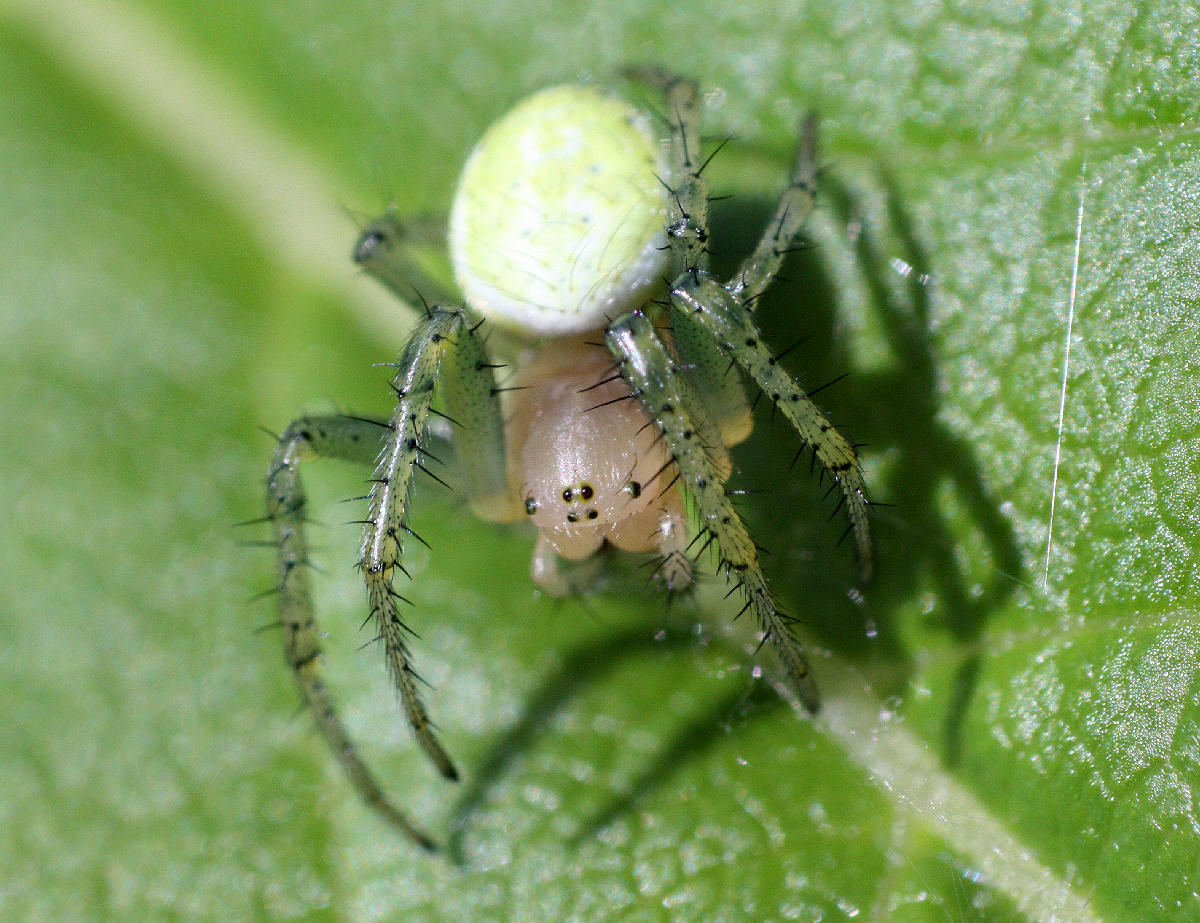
[266,70,871,849]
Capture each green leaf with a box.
[2,0,1196,919]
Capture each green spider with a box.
[266,69,871,850]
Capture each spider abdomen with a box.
[449,85,671,336]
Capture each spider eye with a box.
[524,497,538,515]
[585,510,598,520]
[579,483,594,500]
[626,481,642,498]
[566,512,579,523]
[562,487,573,502]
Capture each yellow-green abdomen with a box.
[449,85,670,335]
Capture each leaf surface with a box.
[1,0,1196,919]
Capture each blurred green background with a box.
[2,0,1198,919]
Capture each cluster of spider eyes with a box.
[523,480,644,522]
[562,483,599,524]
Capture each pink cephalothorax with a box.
[507,338,692,593]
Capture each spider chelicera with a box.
[265,69,871,849]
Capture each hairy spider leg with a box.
[268,414,435,848]
[354,219,512,511]
[607,314,820,711]
[629,67,711,274]
[727,112,819,300]
[603,71,873,709]
[637,69,873,581]
[670,280,873,581]
[267,307,507,848]
[629,68,751,448]
[669,304,753,448]
[353,210,457,307]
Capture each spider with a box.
[265,69,871,850]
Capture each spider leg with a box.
[359,217,511,516]
[607,311,820,711]
[267,306,507,848]
[728,113,819,300]
[670,278,873,581]
[268,414,436,849]
[670,303,752,448]
[630,71,753,446]
[628,68,710,274]
[424,315,511,521]
[360,307,508,773]
[353,209,457,306]
[642,81,871,580]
